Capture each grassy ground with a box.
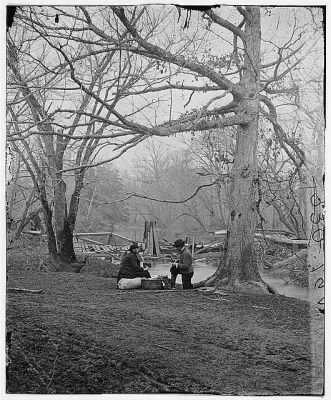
[6,237,323,395]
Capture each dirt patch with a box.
[6,239,322,395]
[6,266,323,395]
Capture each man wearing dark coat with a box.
[170,239,194,289]
[117,243,151,289]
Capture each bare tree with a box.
[7,6,323,290]
[76,165,129,233]
[130,142,199,236]
[7,8,160,268]
[111,6,323,292]
[6,151,43,242]
[182,128,235,228]
[259,132,307,238]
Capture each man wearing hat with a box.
[170,239,194,289]
[117,242,151,289]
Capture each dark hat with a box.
[173,239,185,248]
[129,242,139,251]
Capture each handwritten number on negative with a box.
[314,277,324,289]
[317,297,324,306]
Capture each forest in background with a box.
[7,131,311,244]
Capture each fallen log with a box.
[194,242,221,255]
[255,233,308,247]
[213,230,308,247]
[7,287,43,294]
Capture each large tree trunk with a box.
[52,178,77,263]
[213,7,271,294]
[40,175,83,270]
[57,219,76,262]
[39,188,58,260]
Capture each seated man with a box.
[170,239,194,290]
[117,243,151,289]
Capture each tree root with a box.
[49,256,87,273]
[193,271,278,295]
[195,276,277,295]
[197,286,217,294]
[193,272,217,289]
[228,280,277,295]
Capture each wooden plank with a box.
[152,222,160,256]
[75,237,121,253]
[78,237,106,246]
[75,231,115,236]
[22,230,42,235]
[73,241,121,259]
[75,232,136,243]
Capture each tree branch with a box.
[259,94,305,169]
[260,43,304,69]
[261,39,318,91]
[235,6,251,23]
[121,82,221,96]
[112,6,244,100]
[205,9,246,40]
[157,112,251,135]
[58,136,147,173]
[94,180,218,205]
